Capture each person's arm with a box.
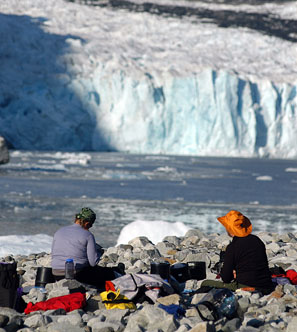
[96,243,105,256]
[219,243,236,283]
[86,233,101,266]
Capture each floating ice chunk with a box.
[155,166,177,173]
[285,168,297,172]
[116,219,190,245]
[255,175,273,181]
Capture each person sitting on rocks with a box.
[200,210,275,295]
[51,207,124,289]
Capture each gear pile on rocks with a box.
[1,229,297,332]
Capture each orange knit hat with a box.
[217,210,252,237]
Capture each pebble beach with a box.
[1,229,297,332]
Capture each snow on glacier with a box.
[0,0,297,158]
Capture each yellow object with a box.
[217,210,252,237]
[100,290,136,310]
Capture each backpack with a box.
[196,288,238,321]
[0,262,19,308]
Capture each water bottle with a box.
[65,259,75,279]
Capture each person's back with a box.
[201,210,275,294]
[51,223,99,272]
[51,207,124,289]
[220,234,273,289]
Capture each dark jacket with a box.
[220,234,274,290]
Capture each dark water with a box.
[0,151,297,247]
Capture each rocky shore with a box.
[1,230,297,332]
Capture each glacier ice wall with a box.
[0,2,297,159]
[1,65,296,158]
[88,68,297,158]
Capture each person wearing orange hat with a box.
[200,210,275,294]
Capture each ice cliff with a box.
[0,0,297,158]
[87,68,297,158]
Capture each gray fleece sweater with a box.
[51,223,101,272]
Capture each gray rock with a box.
[237,296,250,314]
[23,313,52,328]
[283,284,297,294]
[82,312,95,323]
[47,287,70,299]
[163,236,182,247]
[183,252,210,267]
[179,316,204,329]
[191,293,206,306]
[0,137,9,165]
[156,242,176,256]
[157,294,181,306]
[140,248,161,260]
[0,315,9,328]
[184,229,205,239]
[267,241,281,252]
[185,308,200,318]
[278,233,297,243]
[180,236,201,247]
[106,253,119,263]
[3,315,24,332]
[128,236,153,248]
[125,304,178,332]
[287,316,297,332]
[22,287,48,304]
[239,328,260,332]
[46,322,86,332]
[94,308,130,323]
[44,309,67,316]
[56,313,83,326]
[175,249,191,261]
[187,321,215,332]
[221,318,241,332]
[87,317,125,332]
[185,279,200,291]
[117,244,133,251]
[0,308,21,320]
[175,324,192,332]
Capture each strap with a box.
[102,299,135,304]
[130,274,138,291]
[196,300,219,321]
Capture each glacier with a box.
[0,0,297,158]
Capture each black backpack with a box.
[0,262,19,308]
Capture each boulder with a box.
[0,137,9,165]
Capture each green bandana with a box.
[76,207,96,223]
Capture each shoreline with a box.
[1,230,297,331]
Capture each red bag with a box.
[286,269,297,285]
[24,292,86,314]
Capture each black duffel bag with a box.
[0,261,19,308]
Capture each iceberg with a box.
[0,0,296,158]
